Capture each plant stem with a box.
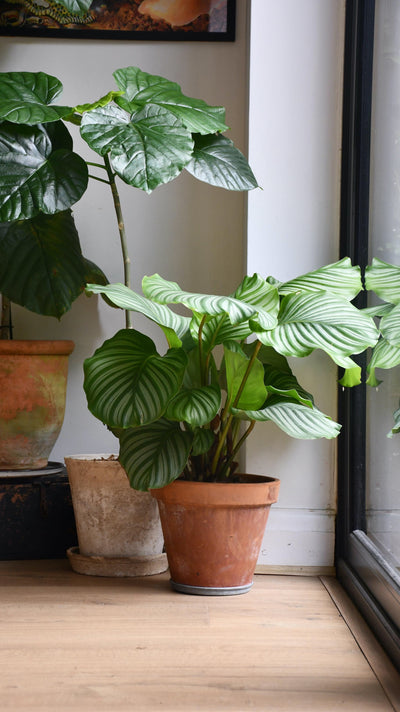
[103,154,132,329]
[88,174,110,186]
[210,340,262,475]
[1,295,12,339]
[220,420,256,478]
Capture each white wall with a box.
[0,1,250,459]
[247,0,346,569]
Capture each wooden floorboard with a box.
[0,559,397,711]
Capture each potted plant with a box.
[0,64,258,572]
[82,259,380,594]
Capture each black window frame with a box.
[337,0,400,671]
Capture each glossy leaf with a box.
[118,420,193,491]
[0,71,72,125]
[166,384,221,427]
[264,367,314,407]
[0,210,104,318]
[233,273,279,331]
[185,134,258,191]
[113,66,228,134]
[85,282,190,340]
[365,258,400,304]
[232,398,341,440]
[80,103,193,193]
[224,346,267,410]
[259,291,379,368]
[278,258,362,300]
[379,303,400,347]
[192,428,215,456]
[142,274,256,325]
[0,121,88,221]
[84,329,187,428]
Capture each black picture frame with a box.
[0,0,235,41]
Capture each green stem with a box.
[88,174,111,186]
[211,340,262,475]
[198,316,207,386]
[103,154,132,329]
[86,161,108,170]
[220,420,256,478]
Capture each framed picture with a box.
[0,0,235,40]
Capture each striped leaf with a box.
[113,66,228,135]
[83,329,187,428]
[192,428,215,456]
[85,283,190,340]
[80,104,194,193]
[259,291,379,368]
[379,303,400,347]
[278,258,362,300]
[190,312,252,348]
[142,274,256,325]
[233,274,279,330]
[367,338,400,386]
[232,399,341,440]
[166,384,221,427]
[264,367,314,408]
[0,71,72,125]
[185,134,258,191]
[118,420,193,491]
[365,258,400,304]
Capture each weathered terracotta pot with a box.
[151,475,280,595]
[0,340,74,470]
[65,455,168,577]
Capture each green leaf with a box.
[0,210,98,318]
[80,103,194,193]
[263,367,314,407]
[365,258,400,304]
[0,121,88,221]
[0,71,72,125]
[166,384,221,427]
[52,0,93,12]
[118,420,193,491]
[83,329,187,428]
[259,291,379,368]
[224,346,267,410]
[85,282,190,339]
[113,66,228,134]
[142,274,256,325]
[366,337,400,386]
[338,366,362,387]
[74,91,124,115]
[233,273,279,330]
[185,134,258,191]
[232,399,341,440]
[379,303,400,347]
[192,428,215,456]
[388,403,400,437]
[278,258,363,300]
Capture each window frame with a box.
[337,0,400,671]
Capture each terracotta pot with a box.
[65,455,168,577]
[0,340,74,471]
[151,475,280,595]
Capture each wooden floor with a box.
[0,560,399,711]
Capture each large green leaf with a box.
[185,134,258,191]
[80,103,194,193]
[0,121,88,221]
[142,274,256,325]
[278,258,362,300]
[118,420,193,491]
[166,384,221,427]
[232,398,341,440]
[113,66,228,135]
[83,329,187,428]
[85,282,190,340]
[224,346,267,410]
[233,273,279,330]
[379,303,400,347]
[264,367,314,407]
[0,210,102,318]
[0,71,72,125]
[259,291,379,370]
[365,258,400,304]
